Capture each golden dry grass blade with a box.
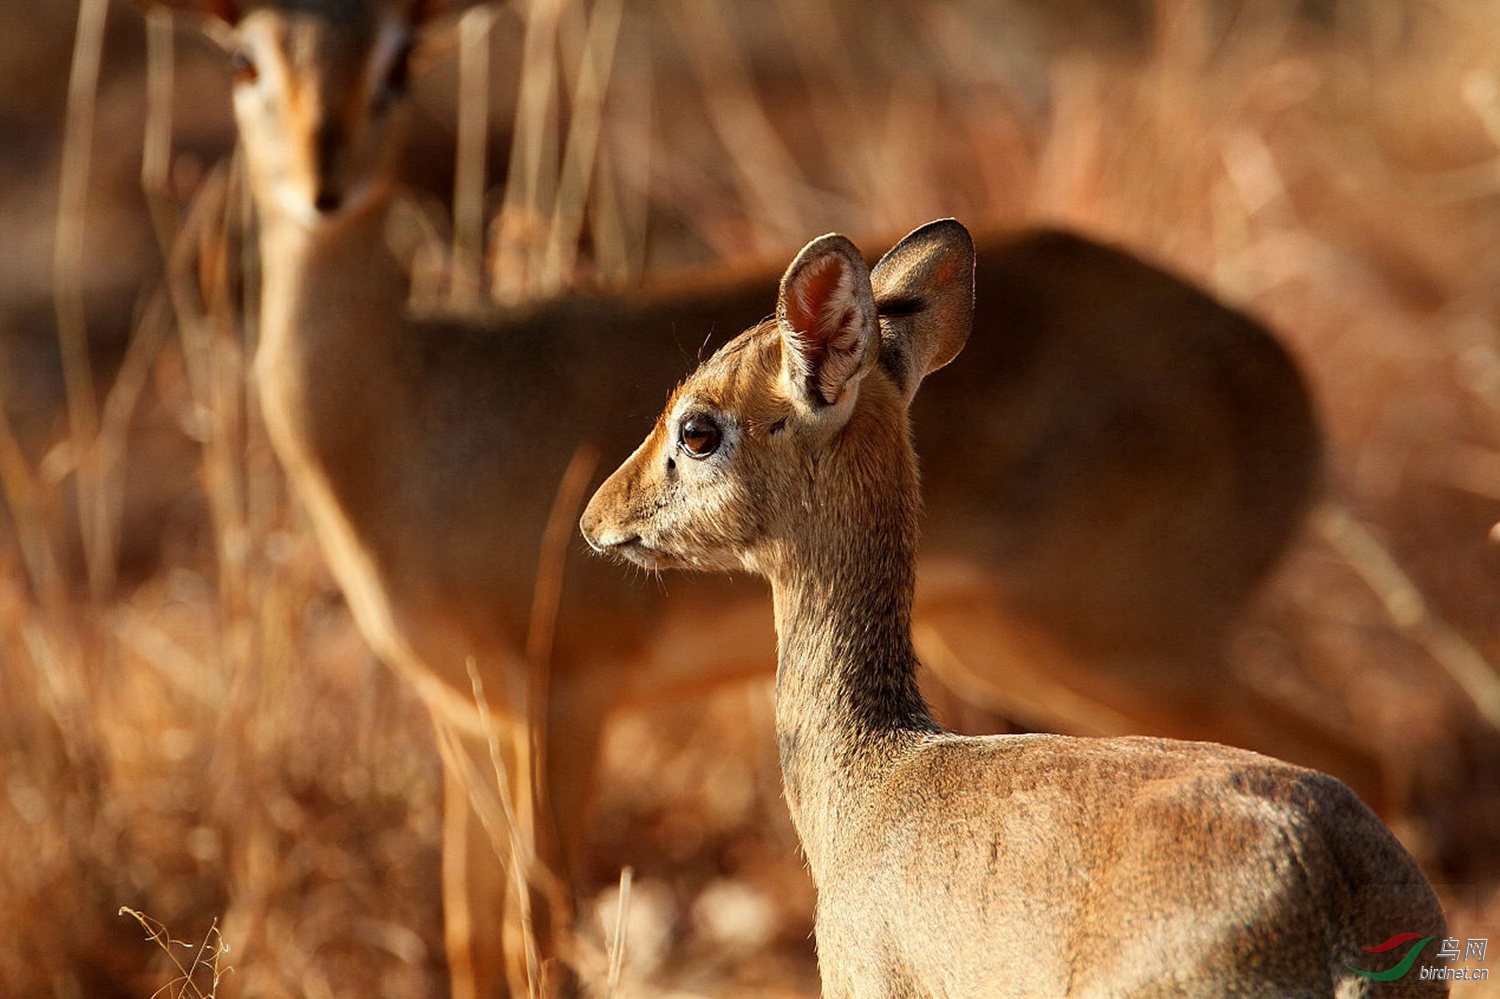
[142,8,178,256]
[165,171,254,650]
[119,908,232,999]
[494,0,566,303]
[605,866,633,997]
[452,4,495,309]
[1314,502,1500,730]
[439,672,544,999]
[0,404,64,616]
[93,291,172,588]
[525,442,600,716]
[54,0,112,598]
[589,19,650,286]
[541,0,624,292]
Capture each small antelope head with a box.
[141,0,477,227]
[581,219,975,581]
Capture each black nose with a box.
[313,119,344,214]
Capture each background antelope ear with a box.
[777,233,879,413]
[870,218,976,401]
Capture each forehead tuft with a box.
[241,0,386,51]
[239,1,388,84]
[680,321,781,408]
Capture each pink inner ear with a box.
[784,251,872,404]
[786,254,847,344]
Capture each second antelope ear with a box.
[870,218,975,402]
[777,234,879,413]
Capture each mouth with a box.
[590,534,681,571]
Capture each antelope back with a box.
[915,230,1321,669]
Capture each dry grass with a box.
[118,908,231,999]
[1,0,1498,995]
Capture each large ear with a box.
[870,218,975,401]
[777,233,880,413]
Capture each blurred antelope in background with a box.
[581,220,1445,998]
[139,0,1333,994]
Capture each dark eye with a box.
[371,41,413,116]
[230,49,259,86]
[679,414,721,459]
[386,42,412,94]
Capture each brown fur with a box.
[143,0,1343,993]
[581,221,1446,998]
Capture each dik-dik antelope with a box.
[581,220,1446,998]
[141,0,1332,993]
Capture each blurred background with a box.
[2,0,1499,995]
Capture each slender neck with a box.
[768,407,937,872]
[248,183,421,543]
[252,189,408,360]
